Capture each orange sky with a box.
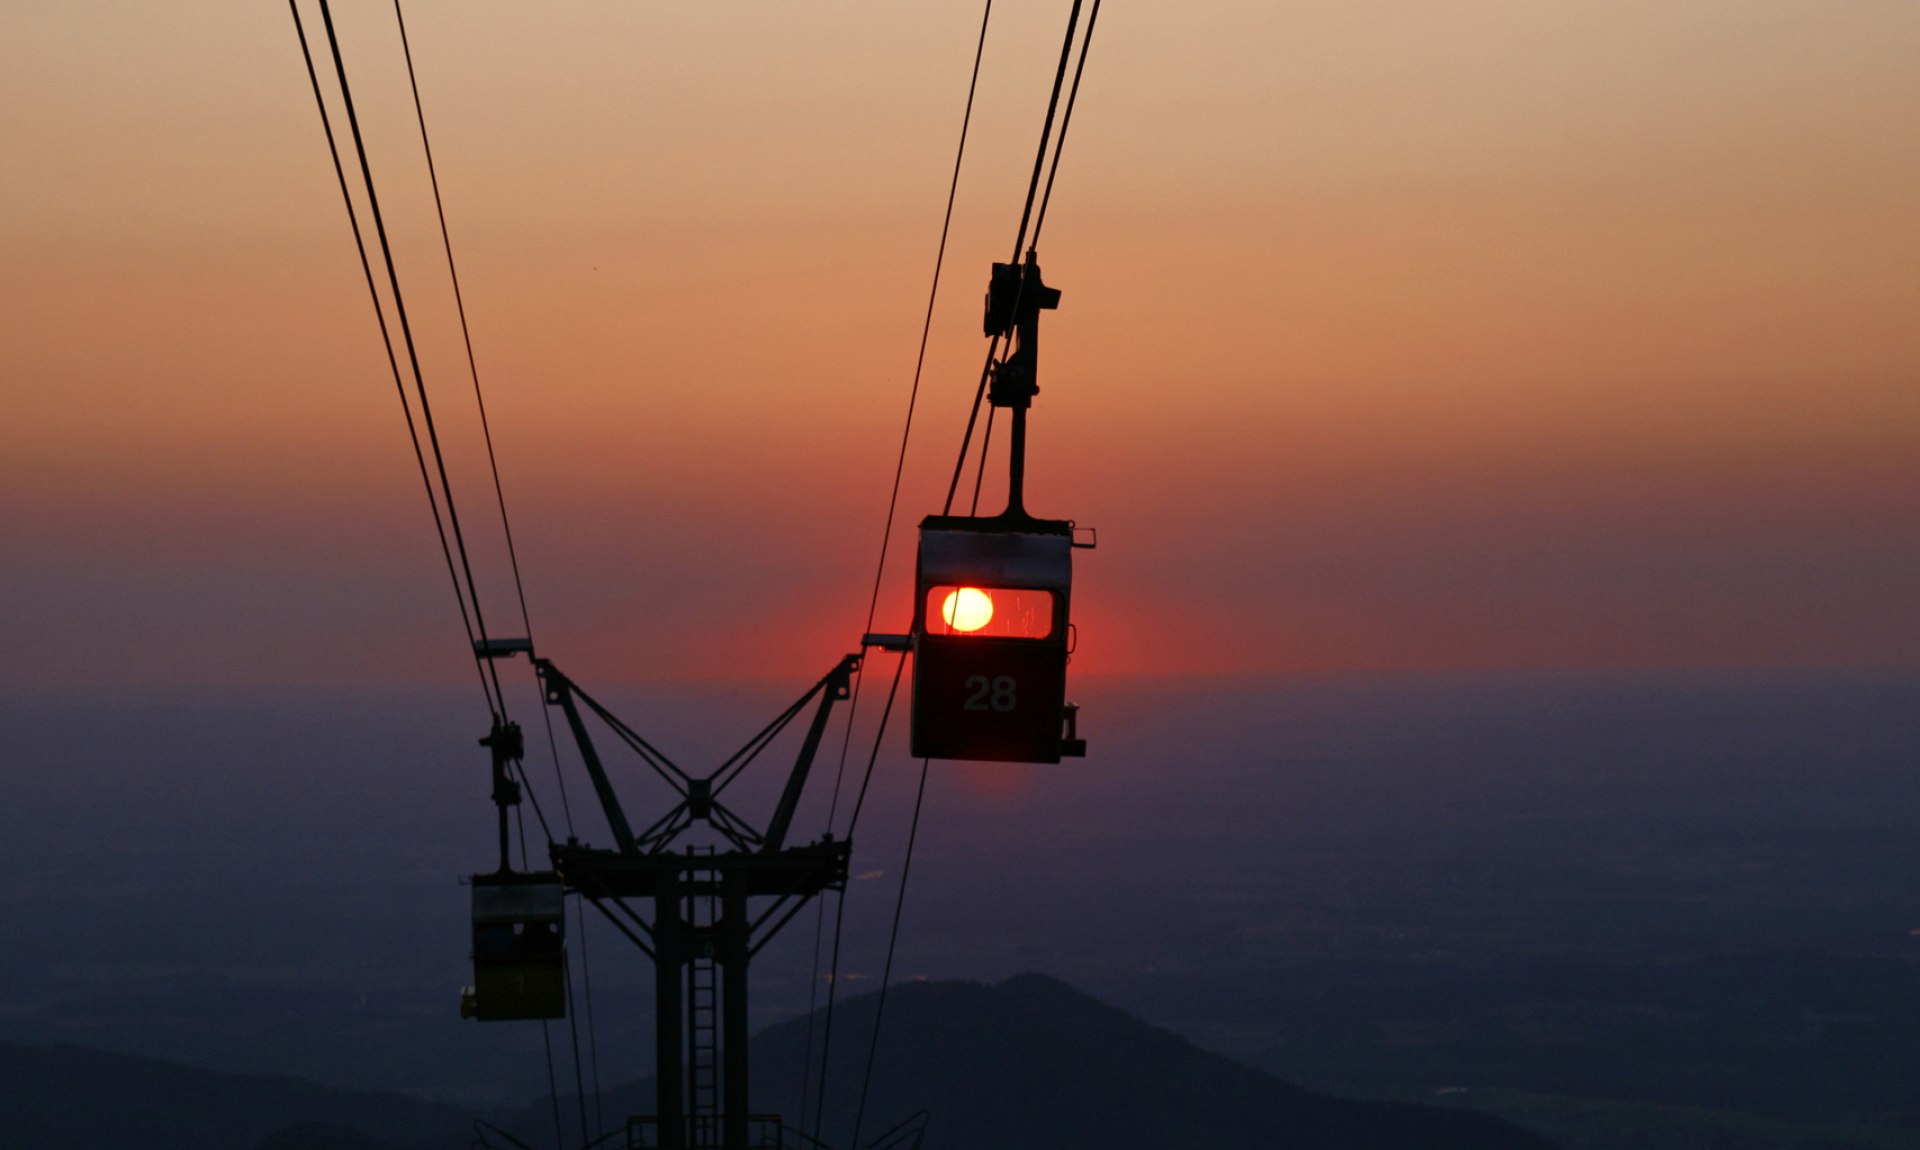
[2,1,1917,690]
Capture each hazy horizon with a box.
[6,667,1917,1108]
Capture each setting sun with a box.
[941,587,994,633]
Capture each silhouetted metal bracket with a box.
[473,637,533,659]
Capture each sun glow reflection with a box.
[940,587,994,633]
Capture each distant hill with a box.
[766,974,1557,1150]
[0,1039,469,1150]
[0,974,1557,1149]
[499,973,1557,1150]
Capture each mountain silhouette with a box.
[0,1039,468,1149]
[760,973,1555,1150]
[505,973,1556,1150]
[0,974,1556,1149]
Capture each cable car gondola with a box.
[905,256,1091,764]
[463,869,567,1022]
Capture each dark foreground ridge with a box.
[0,973,1555,1150]
[513,973,1556,1150]
[0,1039,469,1150]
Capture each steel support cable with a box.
[513,804,569,1150]
[1008,0,1082,269]
[805,652,906,1147]
[300,10,575,1140]
[942,0,1084,516]
[939,341,1002,515]
[390,10,600,1126]
[564,960,592,1149]
[288,0,494,715]
[848,10,1103,1145]
[804,2,995,1130]
[539,1012,564,1147]
[821,0,995,878]
[575,897,606,1137]
[851,0,998,662]
[389,0,579,846]
[314,0,509,719]
[807,863,855,1144]
[797,895,830,1139]
[1029,0,1103,255]
[836,667,916,1150]
[844,654,908,839]
[848,757,930,1150]
[510,760,557,846]
[966,0,1099,518]
[969,406,995,515]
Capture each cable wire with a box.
[968,406,995,516]
[297,8,583,1140]
[849,757,930,1150]
[807,866,855,1145]
[853,0,997,652]
[845,7,1107,1144]
[823,0,995,852]
[797,892,830,1138]
[575,897,607,1137]
[1030,0,1103,254]
[390,0,581,834]
[515,806,567,1150]
[804,2,995,1132]
[314,0,509,720]
[844,654,908,840]
[564,964,591,1148]
[943,0,1087,516]
[288,0,493,716]
[389,8,601,1127]
[807,650,906,1147]
[1008,0,1082,268]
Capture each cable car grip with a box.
[480,719,524,874]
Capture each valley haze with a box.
[4,670,1917,1146]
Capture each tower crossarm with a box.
[550,838,850,906]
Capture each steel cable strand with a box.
[807,652,906,1144]
[303,5,577,1139]
[565,965,591,1148]
[287,0,493,715]
[848,8,1097,1144]
[969,406,995,515]
[514,806,568,1150]
[807,876,855,1145]
[390,1,582,853]
[574,897,607,1136]
[1029,0,1104,255]
[797,892,831,1136]
[943,0,1084,514]
[806,1,996,1130]
[849,757,930,1150]
[315,0,509,717]
[845,655,908,840]
[851,0,1000,653]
